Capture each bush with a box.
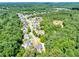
[40,35,45,43]
[33,30,37,36]
[27,27,31,34]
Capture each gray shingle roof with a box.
[22,41,32,48]
[24,34,29,39]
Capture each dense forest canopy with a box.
[0,2,79,57]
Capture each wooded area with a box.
[0,2,79,57]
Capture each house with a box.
[34,43,45,53]
[33,20,38,28]
[22,41,32,48]
[24,34,29,39]
[34,30,45,36]
[38,30,45,35]
[23,27,27,34]
[17,13,25,22]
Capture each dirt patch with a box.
[53,20,64,28]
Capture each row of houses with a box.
[17,13,45,53]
